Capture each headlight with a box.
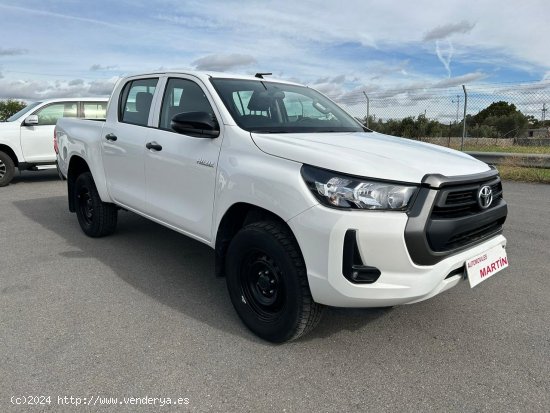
[301,165,418,210]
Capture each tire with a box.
[0,151,15,187]
[225,221,324,342]
[74,172,117,237]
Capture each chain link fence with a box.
[330,81,550,151]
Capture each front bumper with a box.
[287,204,507,307]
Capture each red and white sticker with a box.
[466,245,509,288]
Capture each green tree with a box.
[0,99,26,121]
[471,101,528,137]
[471,101,519,125]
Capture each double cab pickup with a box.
[55,72,508,342]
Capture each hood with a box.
[0,120,20,129]
[251,131,490,184]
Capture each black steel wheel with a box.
[74,172,118,237]
[240,250,285,321]
[0,151,15,187]
[226,221,324,343]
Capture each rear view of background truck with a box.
[55,71,508,342]
[0,97,107,186]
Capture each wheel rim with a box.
[76,186,94,226]
[240,250,285,321]
[0,159,5,179]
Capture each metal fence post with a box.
[363,92,370,128]
[461,85,467,151]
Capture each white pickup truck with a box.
[55,71,508,342]
[0,97,108,186]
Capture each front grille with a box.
[431,179,503,219]
[427,177,506,252]
[404,170,508,266]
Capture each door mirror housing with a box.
[170,112,220,138]
[24,115,39,126]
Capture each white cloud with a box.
[192,54,257,71]
[435,39,454,77]
[423,21,476,41]
[0,77,117,100]
[0,47,28,56]
[433,72,487,88]
[90,64,117,71]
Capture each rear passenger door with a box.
[102,77,158,211]
[144,76,223,241]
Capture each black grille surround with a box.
[405,169,508,266]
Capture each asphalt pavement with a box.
[1,170,549,412]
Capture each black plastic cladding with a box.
[405,170,508,266]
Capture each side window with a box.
[82,102,107,119]
[35,102,78,125]
[159,78,214,131]
[119,78,158,126]
[283,92,329,121]
[232,91,253,115]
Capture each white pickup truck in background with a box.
[0,97,108,186]
[55,71,508,342]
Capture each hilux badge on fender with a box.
[197,159,215,168]
[478,185,493,209]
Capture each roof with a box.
[32,97,109,103]
[123,70,302,86]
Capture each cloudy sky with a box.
[0,0,549,102]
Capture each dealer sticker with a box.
[466,245,509,288]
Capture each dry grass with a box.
[497,156,550,183]
[460,145,550,154]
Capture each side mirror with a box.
[24,115,39,126]
[170,112,220,138]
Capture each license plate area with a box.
[465,245,508,288]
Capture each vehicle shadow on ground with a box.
[11,169,61,185]
[15,195,389,343]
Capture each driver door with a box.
[144,77,223,241]
[20,102,77,163]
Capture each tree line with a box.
[0,99,26,121]
[364,101,548,138]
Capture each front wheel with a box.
[0,151,15,187]
[225,221,324,342]
[74,172,118,237]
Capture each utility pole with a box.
[452,95,460,124]
[461,85,468,151]
[363,92,370,128]
[542,103,547,124]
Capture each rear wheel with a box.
[0,151,15,187]
[74,172,117,237]
[225,221,324,342]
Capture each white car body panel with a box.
[0,97,108,166]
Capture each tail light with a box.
[53,128,59,154]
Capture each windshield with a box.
[210,78,365,133]
[6,101,42,122]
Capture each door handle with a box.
[146,141,162,151]
[105,133,117,141]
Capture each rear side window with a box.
[119,78,158,126]
[34,102,78,125]
[82,102,107,119]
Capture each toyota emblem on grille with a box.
[478,185,493,209]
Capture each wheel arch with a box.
[67,156,91,212]
[214,202,301,277]
[0,144,19,167]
